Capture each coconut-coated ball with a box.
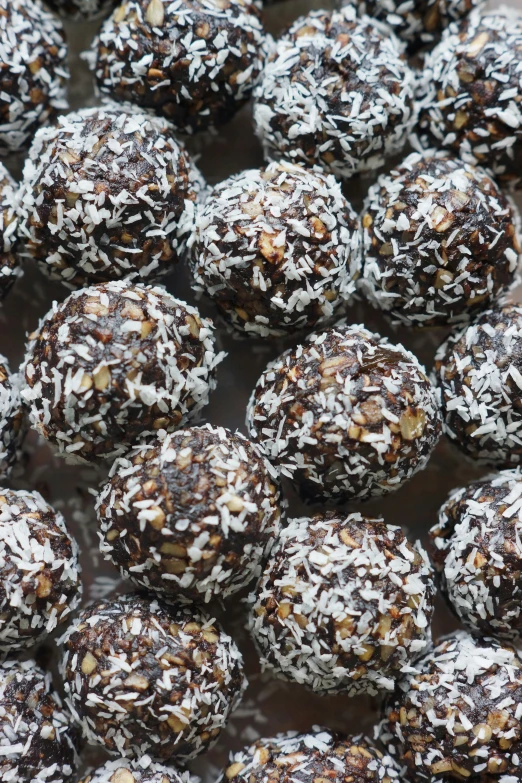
[190,161,361,337]
[361,151,521,327]
[0,163,21,299]
[0,0,68,153]
[0,658,80,783]
[60,592,246,762]
[91,0,268,135]
[433,304,522,465]
[79,759,196,783]
[416,10,522,189]
[247,322,441,503]
[96,425,282,601]
[18,105,204,288]
[21,281,222,463]
[386,630,522,781]
[430,469,522,640]
[0,488,82,654]
[253,6,416,180]
[248,512,434,695]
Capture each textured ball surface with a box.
[248,512,434,695]
[223,729,397,783]
[433,304,522,465]
[0,488,81,653]
[18,106,204,287]
[247,322,441,503]
[96,424,282,601]
[416,10,522,189]
[60,592,246,762]
[91,0,268,135]
[0,355,25,480]
[344,0,478,48]
[0,0,68,153]
[45,0,117,19]
[22,281,222,463]
[0,658,79,783]
[430,469,522,640]
[190,162,361,337]
[386,630,522,781]
[253,7,416,180]
[79,759,196,783]
[361,151,521,327]
[0,163,21,299]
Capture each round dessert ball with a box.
[45,0,116,20]
[21,281,222,464]
[91,0,268,136]
[80,759,195,783]
[96,424,283,601]
[433,304,522,465]
[416,10,522,189]
[248,512,434,695]
[189,162,361,338]
[0,163,21,299]
[18,105,204,288]
[0,488,81,653]
[0,658,79,783]
[344,0,478,49]
[60,592,246,762]
[247,322,441,503]
[361,151,521,328]
[386,630,522,780]
[0,0,68,154]
[253,7,416,180]
[222,728,397,783]
[429,469,522,640]
[0,355,25,480]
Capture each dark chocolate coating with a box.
[222,729,396,783]
[246,322,441,503]
[22,281,221,463]
[416,11,522,189]
[60,592,246,762]
[96,424,282,601]
[433,304,522,464]
[361,151,520,327]
[18,105,203,288]
[248,511,434,695]
[0,0,68,153]
[386,631,522,781]
[92,0,268,135]
[0,658,79,783]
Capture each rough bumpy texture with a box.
[0,658,79,783]
[0,0,68,153]
[80,759,196,783]
[45,0,117,20]
[247,322,441,503]
[248,512,434,695]
[22,281,223,464]
[433,304,522,465]
[416,10,522,189]
[344,0,478,49]
[96,424,282,601]
[430,470,522,640]
[0,163,21,299]
[0,355,25,480]
[387,631,522,781]
[361,151,521,327]
[60,592,246,762]
[91,0,268,135]
[18,105,204,288]
[189,162,361,338]
[0,488,82,654]
[253,6,416,180]
[222,729,398,783]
